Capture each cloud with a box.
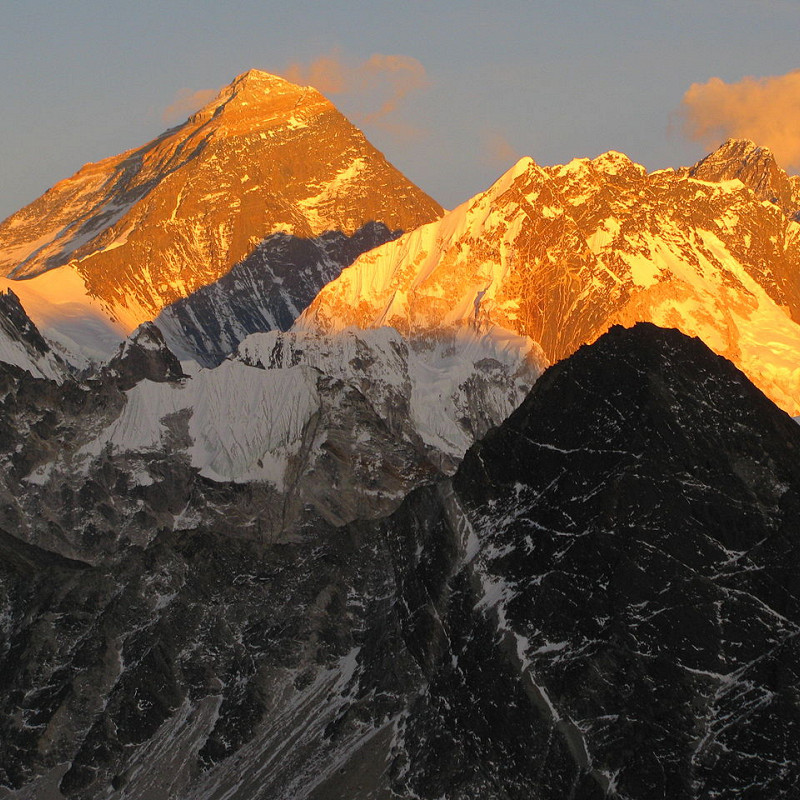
[283,49,429,137]
[162,88,219,123]
[284,51,347,95]
[680,70,800,170]
[359,54,428,124]
[482,130,519,168]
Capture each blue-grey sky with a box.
[2,0,799,220]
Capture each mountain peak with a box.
[707,138,774,165]
[690,138,796,212]
[189,69,315,127]
[485,156,540,197]
[104,321,185,390]
[0,65,442,350]
[507,155,537,175]
[226,68,304,98]
[233,67,289,85]
[591,149,645,177]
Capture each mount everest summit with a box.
[0,70,441,365]
[1,69,800,799]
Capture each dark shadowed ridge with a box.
[155,221,402,366]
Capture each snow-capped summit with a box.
[0,69,442,360]
[183,68,328,135]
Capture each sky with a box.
[1,0,800,220]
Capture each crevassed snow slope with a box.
[235,324,544,460]
[86,360,319,486]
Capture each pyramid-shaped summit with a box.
[184,69,323,133]
[689,137,800,213]
[0,69,442,331]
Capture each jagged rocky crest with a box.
[1,324,799,798]
[301,138,800,414]
[103,322,186,390]
[689,137,800,216]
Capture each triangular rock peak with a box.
[0,69,442,341]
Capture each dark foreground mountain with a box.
[379,322,800,798]
[2,322,799,798]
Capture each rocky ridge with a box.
[373,322,800,798]
[155,221,403,366]
[689,137,800,216]
[301,139,800,414]
[0,289,67,382]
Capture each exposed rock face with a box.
[0,69,442,334]
[156,221,403,366]
[380,322,800,798]
[301,140,800,414]
[103,322,186,390]
[689,137,799,215]
[0,307,538,563]
[0,289,67,381]
[2,324,799,799]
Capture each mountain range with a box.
[1,69,799,799]
[302,142,800,414]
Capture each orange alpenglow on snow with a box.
[299,142,800,416]
[0,69,442,336]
